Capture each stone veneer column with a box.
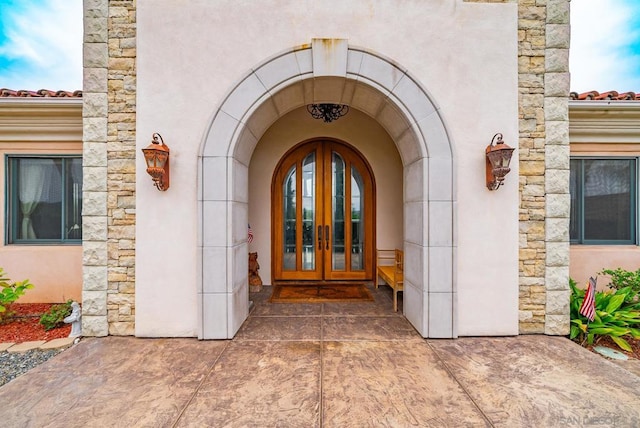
[543,0,570,335]
[518,0,570,334]
[517,1,547,333]
[82,0,137,336]
[82,0,109,336]
[106,0,137,336]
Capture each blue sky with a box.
[570,0,640,92]
[0,0,638,93]
[0,0,82,90]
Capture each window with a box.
[570,158,636,244]
[6,156,82,244]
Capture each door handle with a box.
[325,225,330,250]
[318,225,322,250]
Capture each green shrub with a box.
[0,267,34,322]
[39,300,73,331]
[570,278,640,352]
[599,267,640,301]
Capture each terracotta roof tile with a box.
[0,88,82,98]
[2,87,638,101]
[570,90,639,101]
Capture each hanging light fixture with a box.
[307,103,349,123]
[141,133,170,191]
[485,133,515,191]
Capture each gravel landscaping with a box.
[0,348,66,388]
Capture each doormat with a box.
[269,284,373,303]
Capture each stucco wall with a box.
[131,0,519,337]
[0,247,82,303]
[0,100,82,303]
[571,247,640,290]
[569,117,640,290]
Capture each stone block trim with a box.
[82,0,109,337]
[543,1,570,336]
[518,0,571,335]
[82,0,136,337]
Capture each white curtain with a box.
[18,159,57,239]
[584,160,630,196]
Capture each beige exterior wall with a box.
[569,101,640,290]
[0,246,81,303]
[133,0,519,338]
[0,98,83,303]
[82,0,572,337]
[571,246,640,290]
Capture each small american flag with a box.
[247,224,254,243]
[579,276,597,322]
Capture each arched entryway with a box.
[272,139,375,283]
[197,39,455,339]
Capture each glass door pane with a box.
[332,152,345,270]
[351,166,364,271]
[282,165,296,271]
[302,153,316,270]
[274,140,373,282]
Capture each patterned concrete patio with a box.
[0,285,639,427]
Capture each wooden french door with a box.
[272,140,375,283]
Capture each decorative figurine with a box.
[64,301,82,338]
[248,252,263,292]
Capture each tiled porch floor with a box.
[1,285,639,427]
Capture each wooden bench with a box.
[375,249,404,312]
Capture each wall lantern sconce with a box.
[142,133,170,191]
[485,133,515,191]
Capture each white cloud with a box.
[0,0,82,90]
[570,0,640,92]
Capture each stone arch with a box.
[198,39,455,339]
